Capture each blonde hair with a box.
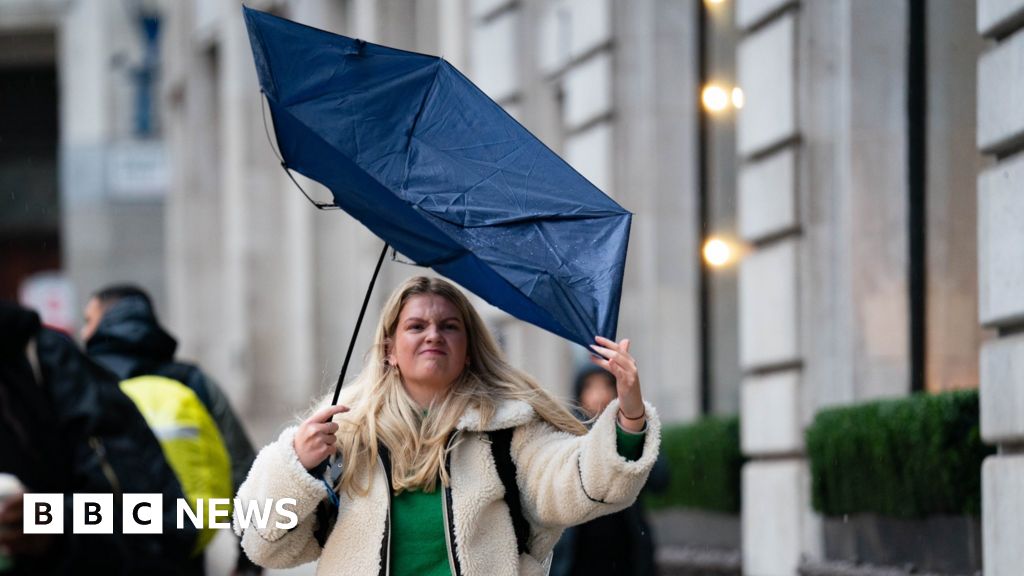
[334,276,587,496]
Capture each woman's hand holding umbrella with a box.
[294,404,349,470]
[589,336,646,433]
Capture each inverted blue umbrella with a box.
[242,7,631,401]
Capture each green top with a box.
[391,490,451,576]
[390,425,646,576]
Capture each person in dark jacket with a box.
[0,301,196,575]
[80,284,262,575]
[549,365,670,576]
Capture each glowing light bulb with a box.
[702,85,729,113]
[703,238,732,267]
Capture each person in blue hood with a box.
[80,285,262,576]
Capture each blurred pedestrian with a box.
[549,365,670,576]
[0,301,195,575]
[234,276,661,575]
[81,285,262,576]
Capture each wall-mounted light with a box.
[702,85,730,113]
[702,84,743,113]
[704,0,726,6]
[702,237,733,268]
[731,87,745,109]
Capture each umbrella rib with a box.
[521,148,540,214]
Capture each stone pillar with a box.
[166,0,302,422]
[735,2,817,574]
[798,0,911,411]
[59,0,169,315]
[926,0,987,393]
[218,0,258,410]
[613,0,702,422]
[977,3,1024,574]
[58,0,111,308]
[162,0,231,386]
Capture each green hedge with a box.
[646,416,743,514]
[806,390,993,518]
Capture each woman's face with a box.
[389,294,469,396]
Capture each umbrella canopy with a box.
[242,6,631,348]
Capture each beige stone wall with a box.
[977,2,1024,574]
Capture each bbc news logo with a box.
[22,494,298,534]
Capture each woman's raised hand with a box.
[293,404,349,470]
[589,336,646,433]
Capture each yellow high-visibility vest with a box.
[120,375,232,554]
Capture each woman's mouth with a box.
[420,349,447,356]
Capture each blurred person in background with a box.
[80,285,262,576]
[549,365,670,576]
[0,301,195,575]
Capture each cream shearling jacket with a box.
[233,396,661,576]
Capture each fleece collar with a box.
[456,398,535,432]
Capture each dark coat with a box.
[85,296,257,492]
[0,302,196,575]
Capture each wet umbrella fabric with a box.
[242,7,631,348]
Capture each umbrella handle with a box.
[331,241,390,406]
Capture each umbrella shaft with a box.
[331,241,390,406]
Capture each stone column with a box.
[738,0,912,571]
[613,0,702,422]
[735,2,817,573]
[977,2,1024,575]
[162,0,233,388]
[218,0,259,411]
[926,0,987,394]
[60,0,169,314]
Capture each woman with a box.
[234,276,661,575]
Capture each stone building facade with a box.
[976,2,1024,576]
[23,0,1018,574]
